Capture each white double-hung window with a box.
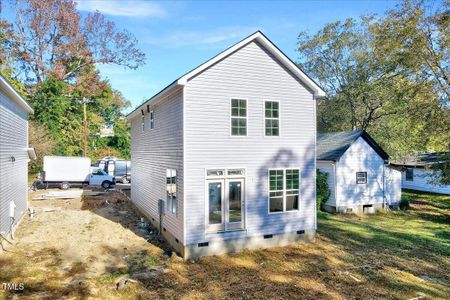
[268,169,300,213]
[150,110,154,129]
[166,169,177,215]
[265,101,279,136]
[230,99,247,136]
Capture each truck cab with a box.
[89,168,115,189]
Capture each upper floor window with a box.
[231,99,247,136]
[150,110,154,129]
[405,168,414,181]
[166,169,177,215]
[141,115,145,132]
[265,101,279,136]
[269,169,299,213]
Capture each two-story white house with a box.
[127,31,326,259]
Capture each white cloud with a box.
[75,0,166,18]
[146,26,262,48]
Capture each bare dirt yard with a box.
[1,189,449,299]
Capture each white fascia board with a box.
[0,75,34,113]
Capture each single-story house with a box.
[317,130,401,213]
[392,152,450,195]
[0,74,34,244]
[127,31,326,259]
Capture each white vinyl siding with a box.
[335,137,385,207]
[130,89,184,242]
[184,40,316,245]
[0,90,29,234]
[317,161,337,206]
[401,168,450,195]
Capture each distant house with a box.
[317,130,401,213]
[127,31,326,258]
[392,152,450,195]
[0,74,34,242]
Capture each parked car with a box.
[34,156,115,190]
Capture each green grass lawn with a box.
[316,190,450,298]
[1,190,449,299]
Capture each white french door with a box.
[207,178,244,232]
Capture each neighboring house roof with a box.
[0,74,33,113]
[317,130,389,162]
[391,152,450,168]
[127,30,326,120]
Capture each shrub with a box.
[399,195,410,210]
[317,169,331,212]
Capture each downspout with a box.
[334,161,338,211]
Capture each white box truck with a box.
[35,156,115,189]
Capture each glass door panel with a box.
[208,181,224,231]
[226,179,244,230]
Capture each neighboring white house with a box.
[317,130,401,213]
[127,31,326,259]
[392,152,450,195]
[0,74,34,243]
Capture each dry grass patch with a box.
[1,190,448,299]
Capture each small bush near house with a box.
[399,195,410,210]
[317,169,331,211]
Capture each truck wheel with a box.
[101,181,111,189]
[121,176,129,184]
[60,182,70,190]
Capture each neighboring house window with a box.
[150,110,154,129]
[141,115,145,132]
[356,172,367,184]
[166,169,177,215]
[405,168,414,181]
[231,99,247,136]
[265,101,279,136]
[269,169,300,213]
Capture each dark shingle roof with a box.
[392,152,450,167]
[317,130,389,161]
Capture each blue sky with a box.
[4,0,401,112]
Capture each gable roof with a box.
[392,151,450,167]
[0,74,33,113]
[317,130,389,162]
[127,31,326,120]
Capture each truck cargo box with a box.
[43,156,91,182]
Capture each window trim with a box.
[356,171,367,184]
[141,114,145,132]
[267,168,300,214]
[204,167,247,233]
[166,169,177,216]
[264,100,280,137]
[229,97,248,137]
[150,110,154,129]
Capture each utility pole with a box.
[80,97,91,157]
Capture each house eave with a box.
[126,82,182,120]
[0,74,33,114]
